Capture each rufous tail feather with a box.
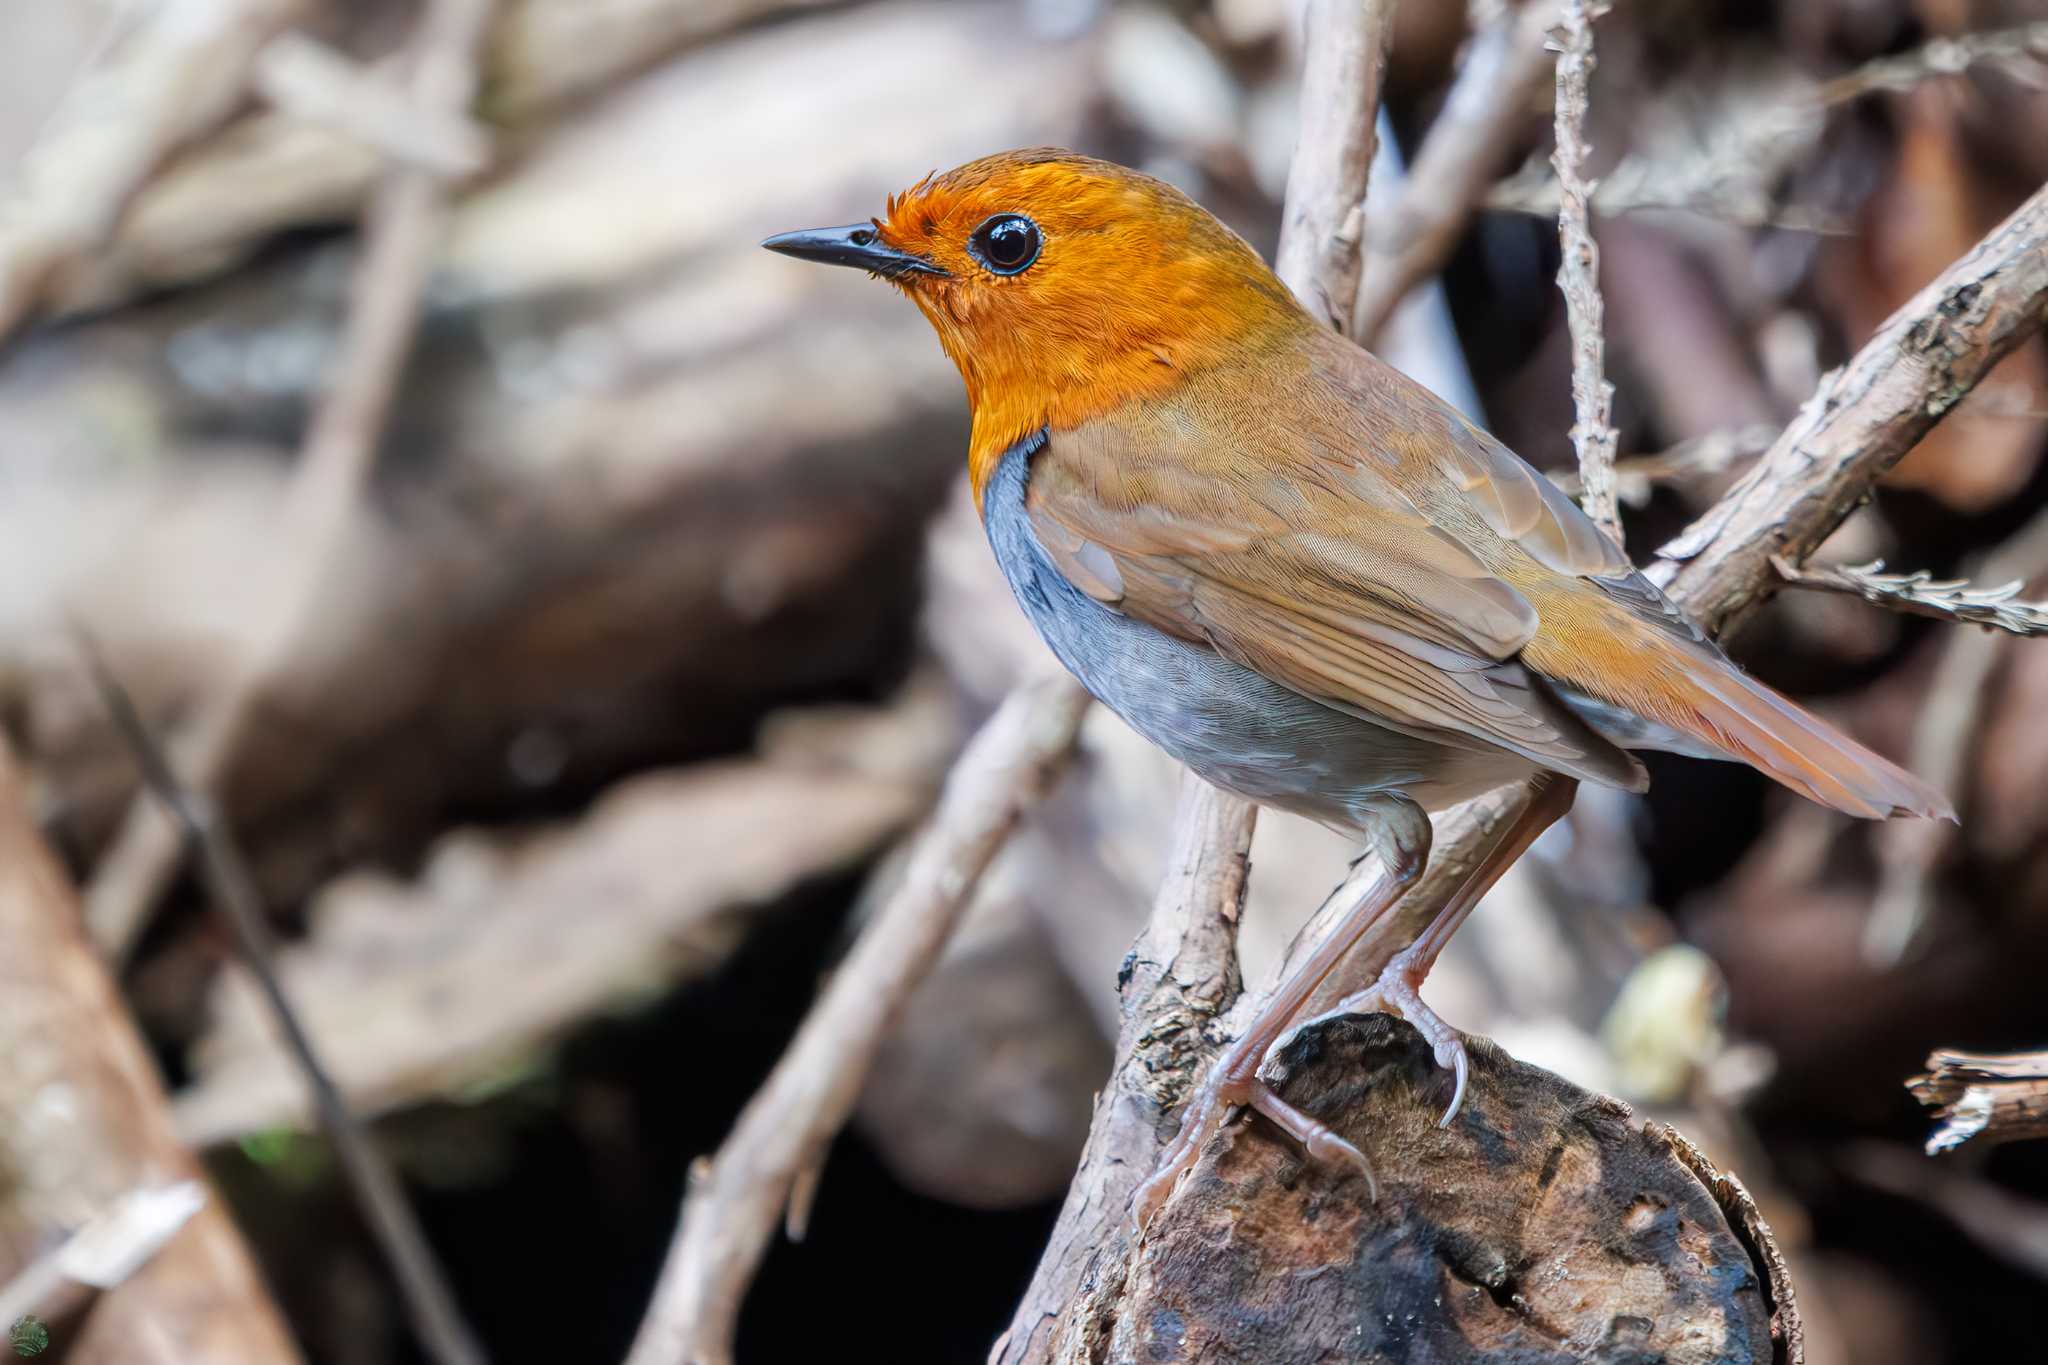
[1663,647,1954,821]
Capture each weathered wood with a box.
[0,742,301,1364]
[1085,1016,1778,1365]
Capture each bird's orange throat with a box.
[899,280,1308,509]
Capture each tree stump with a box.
[1087,1015,1793,1364]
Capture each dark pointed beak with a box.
[761,223,948,279]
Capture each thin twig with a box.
[1774,558,2048,636]
[1492,22,2048,234]
[1817,22,2048,105]
[1910,1049,2048,1154]
[1353,0,1561,343]
[625,676,1090,1365]
[74,633,488,1365]
[1548,423,1779,503]
[1276,0,1397,334]
[85,0,501,963]
[1551,0,1622,542]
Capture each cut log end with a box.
[1111,1014,1792,1365]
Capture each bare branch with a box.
[1650,178,2048,628]
[1353,0,1561,343]
[1910,1049,2048,1154]
[75,635,489,1365]
[992,780,1256,1365]
[1493,23,2048,234]
[1275,0,1397,334]
[1817,22,2048,105]
[85,0,502,962]
[1548,423,1780,504]
[625,676,1089,1365]
[1773,558,2048,635]
[1550,0,1622,542]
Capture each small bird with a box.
[765,149,1951,1219]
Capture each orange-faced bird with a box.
[765,149,1950,1219]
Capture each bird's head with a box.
[765,149,1307,495]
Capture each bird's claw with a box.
[1273,949,1473,1129]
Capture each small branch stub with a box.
[1910,1048,2048,1154]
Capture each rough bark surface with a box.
[1099,1016,1774,1365]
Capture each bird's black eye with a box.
[968,213,1041,276]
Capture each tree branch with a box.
[1276,0,1397,335]
[625,675,1090,1365]
[1353,0,1561,344]
[1910,1049,2048,1154]
[1772,557,2048,636]
[1551,0,1622,542]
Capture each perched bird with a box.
[764,149,1951,1219]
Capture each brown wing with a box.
[1028,406,1646,791]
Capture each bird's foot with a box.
[1132,1051,1374,1232]
[1274,945,1470,1128]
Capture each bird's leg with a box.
[1132,795,1430,1229]
[1277,776,1580,1129]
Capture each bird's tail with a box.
[1658,645,1954,821]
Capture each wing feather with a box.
[1025,413,1646,791]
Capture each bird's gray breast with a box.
[980,431,1524,823]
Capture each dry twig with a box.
[1352,0,1560,343]
[1549,423,1779,503]
[625,676,1090,1365]
[1773,557,2048,635]
[1491,22,2048,235]
[1910,1049,2048,1155]
[1275,0,1396,334]
[1817,21,2048,105]
[77,637,488,1365]
[85,0,501,962]
[1550,0,1622,542]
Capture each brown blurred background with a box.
[2,0,2048,1361]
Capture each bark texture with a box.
[1091,1016,1778,1365]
